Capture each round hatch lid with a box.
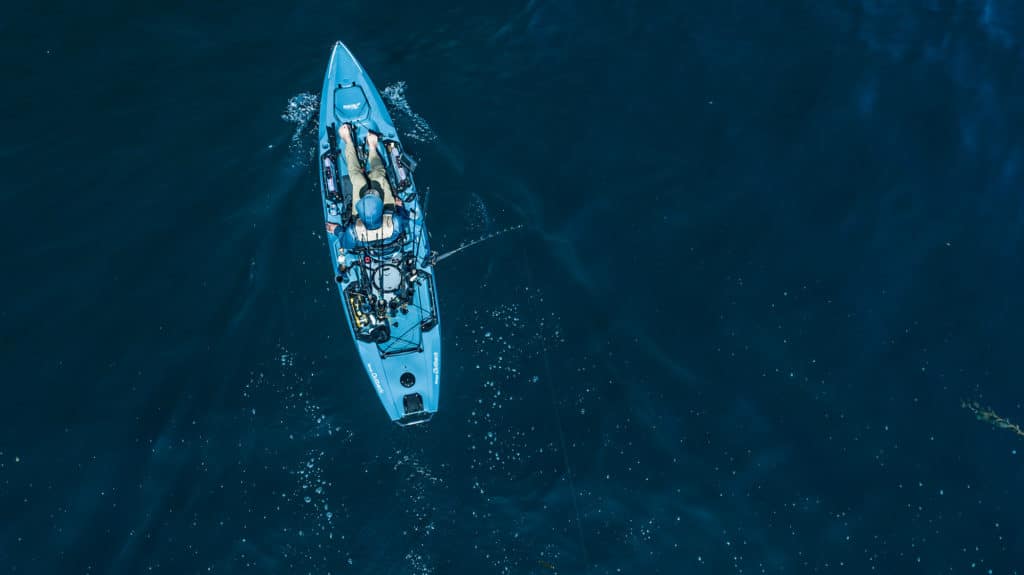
[372,264,403,293]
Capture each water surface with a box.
[3,2,1023,573]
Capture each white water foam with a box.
[466,192,493,234]
[455,286,577,574]
[382,81,438,143]
[280,92,319,167]
[246,345,355,569]
[390,449,445,575]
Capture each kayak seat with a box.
[335,84,370,122]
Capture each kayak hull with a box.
[317,42,441,426]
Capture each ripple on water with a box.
[383,81,438,143]
[246,344,355,570]
[280,92,319,168]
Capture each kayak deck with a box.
[317,42,441,426]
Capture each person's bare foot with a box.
[366,131,378,149]
[338,123,352,143]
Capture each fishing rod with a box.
[428,223,525,265]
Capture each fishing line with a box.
[436,224,525,263]
[521,245,590,568]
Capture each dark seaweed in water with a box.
[3,1,1024,574]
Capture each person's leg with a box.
[365,132,396,208]
[339,124,368,217]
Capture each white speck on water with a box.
[304,495,312,503]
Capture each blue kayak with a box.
[317,42,441,426]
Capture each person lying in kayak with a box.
[326,124,406,248]
[339,123,397,215]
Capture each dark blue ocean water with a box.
[3,2,1024,573]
